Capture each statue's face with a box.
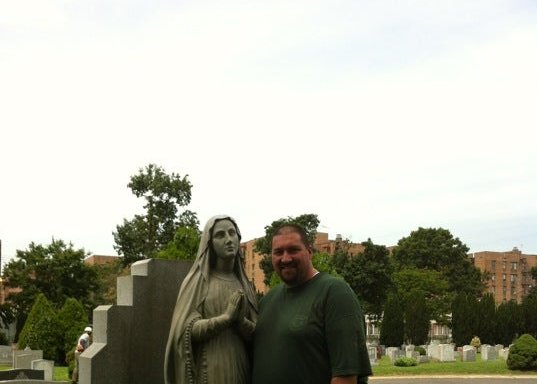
[211,219,239,261]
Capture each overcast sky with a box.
[1,0,536,269]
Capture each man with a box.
[253,224,372,384]
[72,326,93,383]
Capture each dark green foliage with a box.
[451,292,476,347]
[156,225,201,261]
[507,333,537,370]
[394,357,417,367]
[113,164,199,266]
[380,294,404,347]
[522,294,537,337]
[0,331,8,345]
[337,239,393,319]
[477,293,496,344]
[254,214,319,286]
[404,289,430,345]
[58,298,89,364]
[3,240,99,337]
[18,294,61,362]
[496,300,524,346]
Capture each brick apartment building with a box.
[472,247,537,304]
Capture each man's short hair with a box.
[271,223,313,251]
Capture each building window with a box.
[511,274,516,283]
[511,262,518,271]
[502,274,506,281]
[491,260,496,270]
[491,274,496,281]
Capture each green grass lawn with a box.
[3,356,537,380]
[372,354,537,376]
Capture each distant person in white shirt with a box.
[72,326,92,383]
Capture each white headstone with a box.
[32,359,55,381]
[439,344,455,362]
[481,345,498,361]
[462,345,476,362]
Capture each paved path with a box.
[370,376,537,384]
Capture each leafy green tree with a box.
[57,298,89,364]
[18,294,61,361]
[404,289,430,345]
[380,293,404,347]
[392,267,451,323]
[254,214,320,286]
[476,293,496,345]
[337,239,393,319]
[113,164,199,266]
[393,227,484,296]
[3,240,98,336]
[156,226,201,261]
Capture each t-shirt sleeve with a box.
[324,280,372,379]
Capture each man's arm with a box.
[331,376,356,384]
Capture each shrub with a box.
[394,357,417,367]
[18,294,62,362]
[507,333,537,371]
[415,346,426,355]
[470,336,481,349]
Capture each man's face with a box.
[271,231,314,287]
[211,219,239,261]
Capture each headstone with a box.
[385,347,400,362]
[498,347,510,360]
[0,368,44,380]
[417,355,429,364]
[481,345,498,361]
[0,345,12,365]
[495,344,504,354]
[462,345,476,362]
[427,343,440,360]
[79,259,191,384]
[367,346,377,366]
[405,344,415,358]
[439,344,455,362]
[31,359,54,381]
[379,345,386,357]
[12,349,43,369]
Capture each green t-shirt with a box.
[253,273,372,384]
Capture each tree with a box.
[522,294,537,338]
[496,300,524,346]
[57,298,89,364]
[393,227,484,296]
[476,293,496,345]
[337,239,393,319]
[113,164,199,266]
[392,267,451,323]
[17,294,61,362]
[156,226,201,261]
[380,293,404,347]
[254,214,320,286]
[451,292,474,347]
[404,289,430,345]
[3,240,98,336]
